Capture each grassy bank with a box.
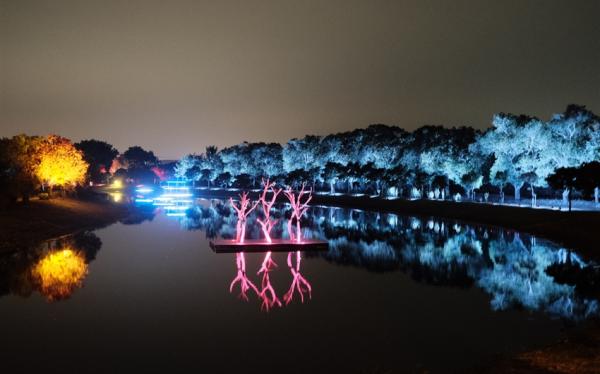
[197,189,600,261]
[0,196,129,255]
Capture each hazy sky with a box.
[1,0,599,159]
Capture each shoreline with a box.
[196,188,600,262]
[0,196,129,255]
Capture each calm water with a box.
[0,197,597,373]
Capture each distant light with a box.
[165,206,191,211]
[111,180,123,189]
[166,213,186,217]
[135,198,154,203]
[161,192,192,198]
[136,187,154,194]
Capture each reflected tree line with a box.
[177,199,599,319]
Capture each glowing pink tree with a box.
[229,192,258,243]
[283,251,312,305]
[257,253,282,311]
[256,178,282,243]
[284,183,312,243]
[229,253,259,301]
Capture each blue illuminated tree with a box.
[547,167,578,211]
[283,135,321,173]
[322,162,343,194]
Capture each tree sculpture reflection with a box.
[257,254,282,312]
[226,251,313,311]
[283,251,312,305]
[229,192,258,243]
[229,253,258,301]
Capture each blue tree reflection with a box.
[181,202,598,320]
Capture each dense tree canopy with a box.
[0,134,44,203]
[35,135,88,190]
[122,146,158,169]
[75,139,119,183]
[175,105,600,203]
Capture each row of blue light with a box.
[134,181,194,217]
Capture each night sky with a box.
[1,0,599,159]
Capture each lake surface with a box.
[0,197,598,373]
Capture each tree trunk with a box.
[514,183,522,201]
[568,188,572,212]
[329,181,335,194]
[296,220,301,243]
[562,188,569,206]
[595,187,599,204]
[240,223,246,244]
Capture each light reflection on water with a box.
[0,232,100,301]
[0,196,599,373]
[1,197,597,319]
[172,199,598,320]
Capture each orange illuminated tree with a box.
[35,135,88,192]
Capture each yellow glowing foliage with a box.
[31,248,88,301]
[35,135,88,188]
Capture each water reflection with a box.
[176,200,598,320]
[256,252,281,311]
[283,251,312,305]
[230,253,259,301]
[229,251,312,311]
[0,232,101,301]
[32,248,88,301]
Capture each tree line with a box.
[0,135,161,206]
[2,104,598,209]
[175,104,600,208]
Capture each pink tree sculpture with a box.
[229,253,259,301]
[256,178,282,243]
[257,253,282,311]
[229,192,258,243]
[284,183,312,243]
[283,251,312,305]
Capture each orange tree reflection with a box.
[31,247,88,301]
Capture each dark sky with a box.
[1,0,599,159]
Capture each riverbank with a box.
[196,189,600,262]
[0,196,129,255]
[476,322,600,374]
